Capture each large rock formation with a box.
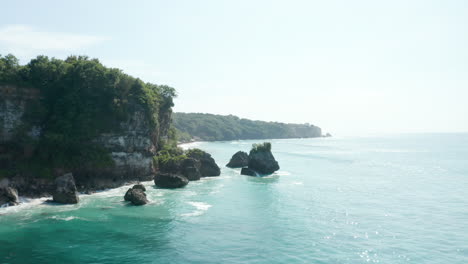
[154,173,189,188]
[248,149,280,175]
[226,151,249,168]
[124,184,148,206]
[239,142,280,176]
[156,149,220,182]
[181,158,201,181]
[186,149,221,177]
[52,173,79,204]
[0,85,173,195]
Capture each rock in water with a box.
[226,151,249,168]
[154,173,189,188]
[124,185,148,206]
[0,186,19,206]
[186,149,221,177]
[52,173,79,204]
[131,184,146,192]
[240,167,257,177]
[247,143,280,175]
[181,158,201,181]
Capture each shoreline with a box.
[0,180,155,214]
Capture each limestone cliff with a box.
[0,85,42,143]
[0,84,173,196]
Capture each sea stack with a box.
[226,151,249,168]
[240,142,280,176]
[124,184,149,205]
[186,149,221,177]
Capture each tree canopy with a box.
[0,54,176,175]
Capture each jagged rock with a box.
[52,173,79,204]
[240,167,257,177]
[186,149,220,177]
[247,143,280,175]
[132,184,146,192]
[226,151,249,168]
[154,173,189,188]
[181,158,201,181]
[0,186,19,206]
[124,185,148,206]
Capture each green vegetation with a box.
[185,148,207,159]
[154,147,212,173]
[154,146,187,172]
[0,54,176,176]
[173,112,322,141]
[251,142,272,154]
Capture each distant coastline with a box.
[173,112,327,142]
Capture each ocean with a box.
[1,134,467,264]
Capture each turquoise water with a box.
[1,134,467,264]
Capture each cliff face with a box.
[74,108,172,191]
[0,85,41,143]
[0,85,172,196]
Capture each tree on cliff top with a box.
[0,54,177,175]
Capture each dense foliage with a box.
[173,112,322,141]
[154,147,209,173]
[0,54,176,175]
[154,145,186,171]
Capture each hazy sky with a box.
[1,0,467,135]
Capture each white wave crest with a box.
[48,216,85,221]
[181,201,212,217]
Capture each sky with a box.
[1,0,467,135]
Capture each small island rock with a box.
[52,173,80,204]
[226,151,249,168]
[124,185,148,206]
[154,173,189,188]
[247,142,280,175]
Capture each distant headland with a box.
[173,112,326,142]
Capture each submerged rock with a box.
[0,186,19,206]
[124,185,148,206]
[186,149,220,177]
[154,173,189,188]
[247,142,280,175]
[226,151,249,168]
[52,173,79,204]
[240,167,257,177]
